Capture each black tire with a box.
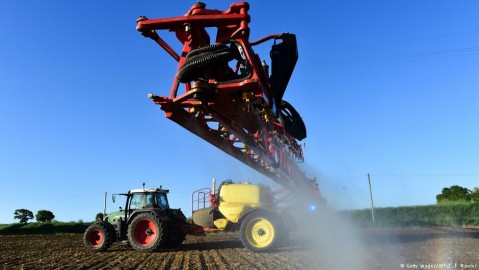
[240,210,282,252]
[166,226,186,249]
[278,228,290,246]
[166,209,187,248]
[280,100,307,141]
[127,212,167,252]
[83,222,113,252]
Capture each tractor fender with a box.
[92,220,117,242]
[93,219,113,228]
[169,208,187,223]
[127,210,171,225]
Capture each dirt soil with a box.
[1,227,479,270]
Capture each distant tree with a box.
[436,185,472,203]
[95,212,104,220]
[36,210,55,222]
[14,209,34,224]
[471,187,479,202]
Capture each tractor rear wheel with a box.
[83,222,113,252]
[127,212,167,252]
[240,210,282,252]
[166,226,186,249]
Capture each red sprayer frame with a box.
[136,2,323,202]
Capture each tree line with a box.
[10,185,477,224]
[13,209,104,224]
[436,185,479,203]
[13,209,55,224]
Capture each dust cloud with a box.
[284,193,367,270]
[281,169,401,269]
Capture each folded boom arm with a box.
[136,2,323,202]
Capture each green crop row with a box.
[342,202,479,227]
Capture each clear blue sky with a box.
[1,1,478,224]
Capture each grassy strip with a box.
[343,201,479,227]
[3,202,479,234]
[0,222,90,235]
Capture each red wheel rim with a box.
[133,219,158,246]
[87,229,104,247]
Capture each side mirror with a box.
[112,195,116,203]
[119,206,122,211]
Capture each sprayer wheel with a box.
[240,210,282,252]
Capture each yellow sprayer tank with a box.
[217,182,274,224]
[193,180,285,252]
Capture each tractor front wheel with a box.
[127,213,167,252]
[83,222,113,252]
[240,210,282,252]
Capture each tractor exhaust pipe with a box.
[212,178,216,196]
[103,192,107,221]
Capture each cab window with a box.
[130,194,144,209]
[145,193,155,208]
[157,193,169,209]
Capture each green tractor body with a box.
[105,210,124,224]
[84,186,204,252]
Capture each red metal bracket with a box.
[137,2,323,202]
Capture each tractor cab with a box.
[127,188,170,211]
[105,187,170,230]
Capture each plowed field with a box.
[1,228,479,270]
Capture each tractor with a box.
[192,179,291,252]
[83,184,204,252]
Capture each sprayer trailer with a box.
[192,179,290,252]
[83,184,204,252]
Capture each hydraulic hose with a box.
[185,44,228,60]
[177,44,240,83]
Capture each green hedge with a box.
[0,222,90,235]
[342,202,479,227]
